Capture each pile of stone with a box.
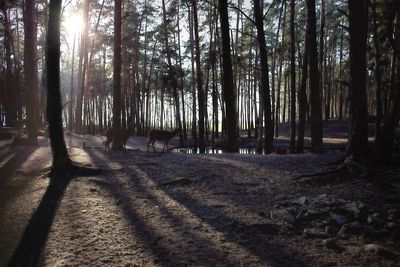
[271,194,399,252]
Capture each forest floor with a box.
[1,120,400,266]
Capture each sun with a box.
[62,12,84,38]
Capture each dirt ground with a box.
[1,129,399,266]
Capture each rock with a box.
[325,226,337,236]
[344,202,360,218]
[272,209,297,224]
[303,228,329,239]
[304,208,329,220]
[387,222,396,229]
[363,244,397,260]
[331,214,348,225]
[357,201,367,211]
[258,211,266,217]
[338,221,363,238]
[293,196,308,205]
[323,238,343,252]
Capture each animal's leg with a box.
[152,141,156,152]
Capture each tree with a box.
[112,0,124,150]
[46,0,72,172]
[1,1,17,127]
[346,0,368,160]
[296,2,310,154]
[219,0,238,152]
[24,0,38,145]
[74,0,89,133]
[254,0,273,153]
[375,3,400,162]
[289,0,296,153]
[306,0,323,153]
[162,0,183,146]
[192,0,206,153]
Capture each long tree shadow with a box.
[84,150,239,266]
[7,165,105,267]
[87,149,310,266]
[132,155,311,266]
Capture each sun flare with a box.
[62,12,84,38]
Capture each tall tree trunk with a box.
[75,0,89,133]
[219,0,238,152]
[24,0,38,145]
[162,0,183,146]
[346,0,368,160]
[68,36,76,131]
[338,27,344,120]
[296,9,310,153]
[46,0,71,171]
[254,0,274,153]
[319,0,326,121]
[187,4,197,147]
[306,0,323,153]
[112,0,124,150]
[1,3,17,126]
[372,1,383,143]
[271,1,284,135]
[289,0,296,153]
[176,3,187,140]
[375,6,400,162]
[193,0,206,152]
[275,1,287,137]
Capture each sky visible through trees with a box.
[0,0,399,160]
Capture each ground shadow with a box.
[7,163,105,266]
[86,149,310,266]
[7,175,71,266]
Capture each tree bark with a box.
[346,0,369,160]
[296,9,309,154]
[375,6,400,162]
[306,0,323,153]
[112,0,124,150]
[254,0,274,153]
[219,0,238,152]
[289,0,296,153]
[46,0,71,172]
[192,0,206,152]
[24,0,39,145]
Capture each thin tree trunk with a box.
[24,0,39,145]
[372,1,383,143]
[112,0,124,150]
[193,0,205,152]
[254,0,273,153]
[296,9,309,153]
[162,0,183,146]
[187,4,197,147]
[289,0,296,153]
[75,0,89,133]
